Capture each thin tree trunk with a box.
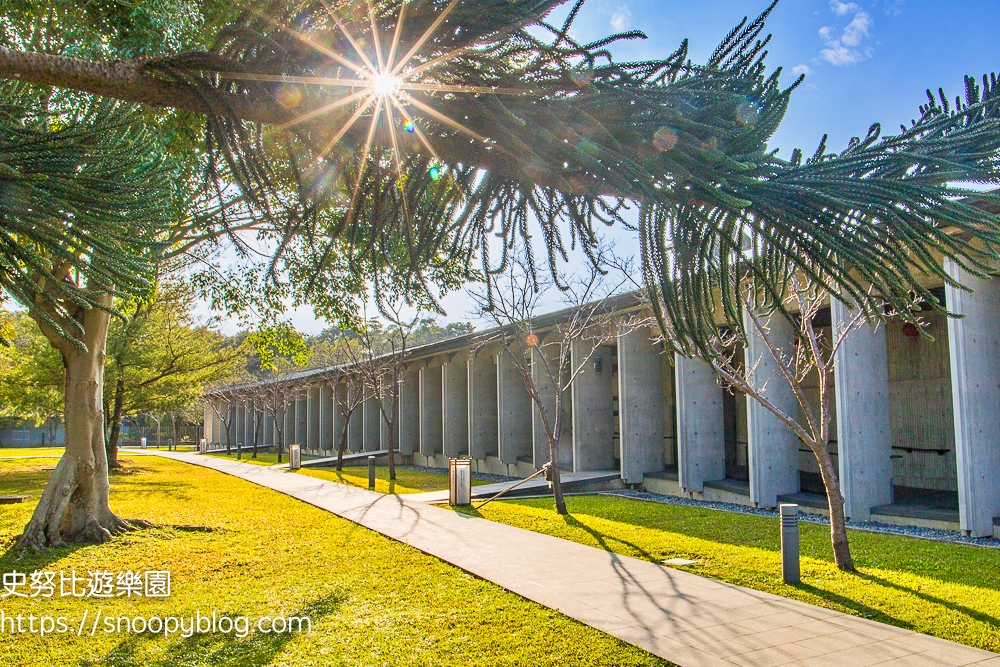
[106,372,126,469]
[810,442,854,571]
[252,412,261,459]
[20,305,142,549]
[549,425,567,515]
[336,412,351,472]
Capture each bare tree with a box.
[471,248,631,515]
[256,373,297,464]
[683,271,888,571]
[349,296,422,482]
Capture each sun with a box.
[371,72,403,97]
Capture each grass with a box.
[299,465,490,494]
[457,494,1000,653]
[0,457,671,666]
[0,447,65,458]
[205,451,281,466]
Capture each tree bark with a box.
[810,442,854,571]
[106,371,126,469]
[336,410,351,472]
[549,424,567,515]
[19,305,140,549]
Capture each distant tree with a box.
[0,312,63,427]
[103,278,246,467]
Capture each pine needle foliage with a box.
[34,0,1000,350]
[0,85,175,346]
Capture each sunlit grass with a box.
[299,465,489,494]
[457,495,1000,652]
[0,458,671,667]
[205,451,281,466]
[0,447,65,457]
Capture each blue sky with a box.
[278,0,1000,335]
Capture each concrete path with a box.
[145,451,999,667]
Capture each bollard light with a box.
[140,437,147,450]
[289,444,301,470]
[780,504,800,584]
[449,458,472,506]
[367,455,376,490]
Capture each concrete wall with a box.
[497,350,532,465]
[945,263,1000,537]
[532,337,573,470]
[468,350,499,460]
[886,311,957,491]
[347,387,363,453]
[571,340,616,471]
[419,364,443,457]
[363,395,381,452]
[307,386,320,452]
[618,326,665,484]
[320,383,334,452]
[744,311,800,509]
[442,358,469,458]
[833,299,894,522]
[398,369,420,456]
[675,354,725,493]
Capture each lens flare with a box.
[652,127,678,152]
[404,119,416,133]
[372,73,403,96]
[736,98,761,126]
[429,165,442,180]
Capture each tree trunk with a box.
[252,412,261,459]
[106,372,126,469]
[810,442,854,571]
[19,306,139,549]
[549,429,567,515]
[336,412,350,472]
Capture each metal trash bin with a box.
[289,444,301,470]
[449,458,472,506]
[198,438,207,454]
[140,437,147,450]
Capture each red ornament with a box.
[901,323,920,338]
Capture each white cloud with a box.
[818,8,873,66]
[829,1,859,16]
[840,11,872,46]
[792,64,811,76]
[609,6,631,32]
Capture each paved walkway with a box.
[145,451,999,667]
[406,469,620,504]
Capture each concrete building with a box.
[204,278,1000,539]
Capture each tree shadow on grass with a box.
[792,580,914,629]
[85,593,344,667]
[560,513,664,564]
[853,571,1000,628]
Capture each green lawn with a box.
[0,447,65,457]
[205,451,281,466]
[458,495,1000,653]
[0,457,670,666]
[299,465,490,494]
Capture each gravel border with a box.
[601,489,1000,549]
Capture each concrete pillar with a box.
[307,386,320,452]
[497,350,532,465]
[745,311,801,509]
[282,399,294,451]
[203,404,214,446]
[320,383,334,452]
[213,400,223,444]
[945,262,1000,537]
[294,393,307,446]
[442,358,469,458]
[244,405,253,448]
[532,338,573,470]
[331,383,348,453]
[235,402,246,447]
[468,351,499,460]
[347,386,364,453]
[419,365,443,457]
[832,298,893,521]
[571,340,615,471]
[675,354,725,492]
[363,394,381,452]
[618,326,665,484]
[398,369,420,455]
[263,412,274,446]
